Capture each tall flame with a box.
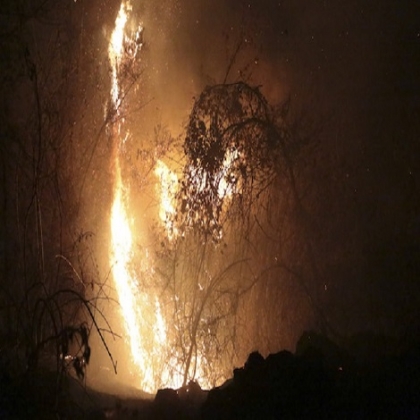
[108,1,159,391]
[110,161,148,380]
[108,2,127,109]
[107,1,231,393]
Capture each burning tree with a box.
[148,78,321,388]
[100,1,325,388]
[176,82,287,242]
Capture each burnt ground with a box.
[1,331,420,419]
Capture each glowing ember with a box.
[217,148,240,199]
[154,160,179,240]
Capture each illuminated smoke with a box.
[107,1,241,392]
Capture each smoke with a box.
[106,0,420,336]
[125,0,287,136]
[78,0,420,390]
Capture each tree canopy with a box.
[175,82,290,241]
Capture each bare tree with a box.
[0,2,119,415]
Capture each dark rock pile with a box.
[200,332,420,419]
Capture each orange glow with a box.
[154,159,179,240]
[108,2,127,109]
[154,149,240,241]
[108,1,161,392]
[218,148,240,199]
[110,162,149,383]
[107,1,229,393]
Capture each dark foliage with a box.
[175,82,289,241]
[59,323,91,380]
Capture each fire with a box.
[154,159,179,240]
[108,2,127,109]
[110,162,148,382]
[151,132,241,239]
[217,148,240,199]
[154,149,240,241]
[107,0,199,393]
[108,1,163,392]
[106,0,235,393]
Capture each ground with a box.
[2,331,419,419]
